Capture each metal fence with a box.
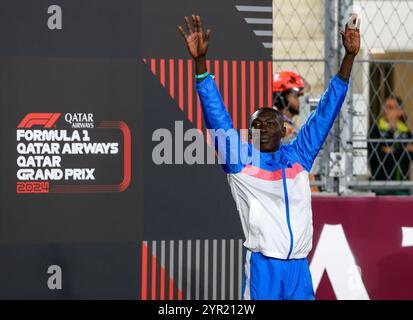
[273,0,413,194]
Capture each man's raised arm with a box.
[290,15,361,172]
[178,15,233,131]
[179,15,245,173]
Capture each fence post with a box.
[324,0,338,193]
[338,0,355,194]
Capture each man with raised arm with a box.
[178,14,360,300]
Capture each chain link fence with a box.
[273,0,413,194]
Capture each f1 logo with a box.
[18,113,61,129]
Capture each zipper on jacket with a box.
[281,166,294,260]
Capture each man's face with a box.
[286,91,300,115]
[384,98,402,121]
[250,109,286,152]
[385,98,398,110]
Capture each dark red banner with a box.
[311,196,413,300]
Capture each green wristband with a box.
[195,71,209,80]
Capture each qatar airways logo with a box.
[64,113,94,129]
[18,113,94,129]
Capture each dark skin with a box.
[250,109,286,152]
[284,92,300,117]
[178,15,361,153]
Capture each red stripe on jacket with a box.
[241,163,305,181]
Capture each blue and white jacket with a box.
[196,74,349,260]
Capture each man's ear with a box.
[281,126,287,138]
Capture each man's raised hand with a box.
[178,15,211,60]
[341,15,361,57]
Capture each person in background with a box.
[272,71,306,143]
[369,95,413,195]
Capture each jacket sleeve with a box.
[196,75,245,173]
[290,74,349,172]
